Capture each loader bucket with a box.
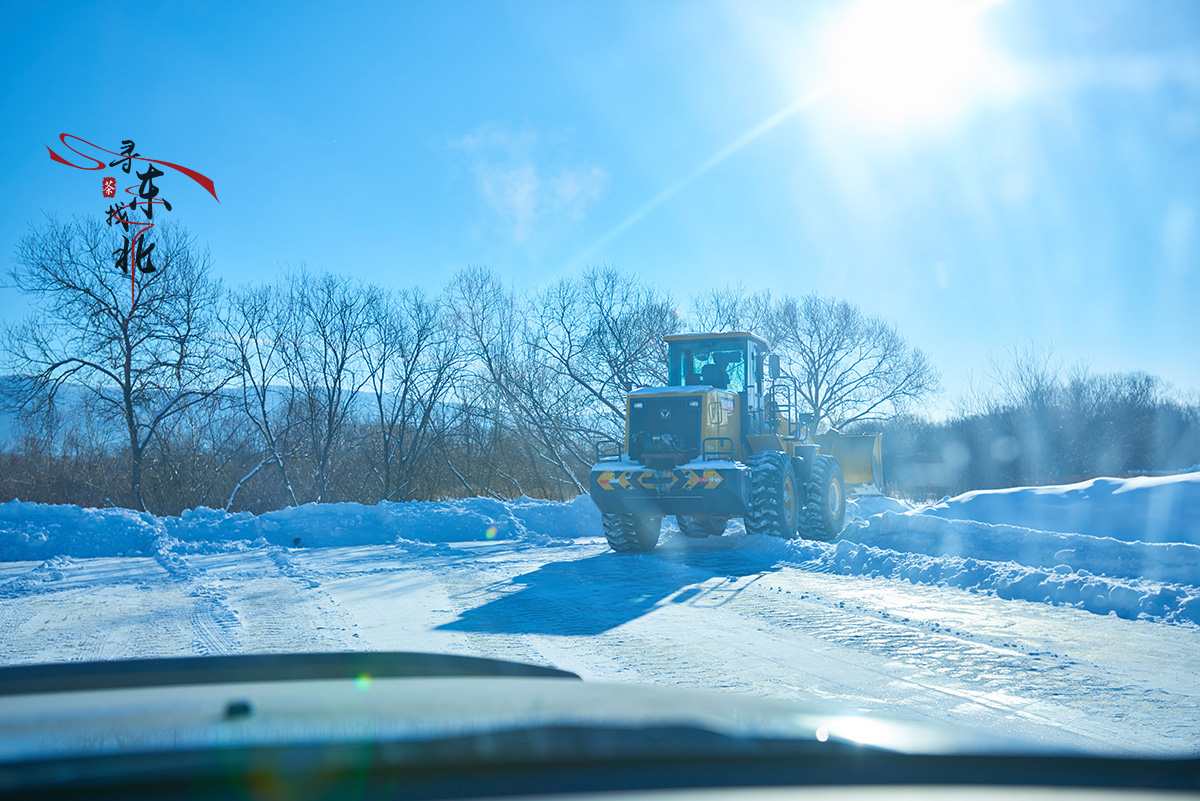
[811,431,883,491]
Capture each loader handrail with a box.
[596,439,622,463]
[767,381,797,438]
[702,437,734,460]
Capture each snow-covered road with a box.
[1,529,1196,756]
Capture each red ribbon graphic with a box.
[47,133,219,202]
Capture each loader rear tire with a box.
[602,513,661,553]
[744,451,800,539]
[803,454,845,541]
[677,515,728,538]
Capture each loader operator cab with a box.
[669,333,762,390]
[666,331,767,441]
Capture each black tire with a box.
[602,513,662,553]
[803,454,845,541]
[744,450,801,539]
[677,515,728,538]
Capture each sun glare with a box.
[829,0,992,122]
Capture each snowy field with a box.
[1,473,1198,756]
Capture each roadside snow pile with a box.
[0,503,160,561]
[917,473,1200,545]
[0,495,601,562]
[849,512,1200,586]
[783,535,1200,624]
[172,494,599,550]
[837,472,1200,624]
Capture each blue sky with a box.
[2,0,1198,411]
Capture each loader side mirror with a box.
[768,355,781,379]
[623,380,634,393]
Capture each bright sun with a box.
[828,0,993,122]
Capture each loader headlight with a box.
[688,399,700,407]
[632,401,644,409]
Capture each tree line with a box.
[872,344,1200,499]
[1,219,1196,512]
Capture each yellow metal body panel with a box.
[745,434,787,454]
[703,390,739,457]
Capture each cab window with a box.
[677,344,746,392]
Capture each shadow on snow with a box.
[436,538,781,637]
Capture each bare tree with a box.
[689,283,774,336]
[220,283,302,509]
[579,266,678,410]
[279,269,376,502]
[446,266,587,497]
[987,341,1064,413]
[529,267,679,435]
[360,288,461,502]
[771,294,939,430]
[3,218,227,511]
[141,392,246,514]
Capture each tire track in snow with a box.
[740,573,1197,749]
[222,547,359,652]
[0,591,40,660]
[663,537,1197,737]
[0,558,119,664]
[151,539,351,656]
[147,538,244,657]
[187,584,243,656]
[266,546,322,588]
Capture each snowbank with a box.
[0,502,161,561]
[776,535,1200,625]
[847,494,918,520]
[0,495,602,562]
[915,473,1200,545]
[847,511,1200,586]
[174,495,600,549]
[833,473,1200,625]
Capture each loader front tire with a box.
[803,454,845,541]
[602,513,661,553]
[677,515,728,538]
[744,450,800,539]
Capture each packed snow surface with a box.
[1,472,1198,755]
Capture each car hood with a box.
[0,651,1026,764]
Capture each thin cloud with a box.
[452,124,608,243]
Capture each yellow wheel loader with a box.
[590,332,883,553]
